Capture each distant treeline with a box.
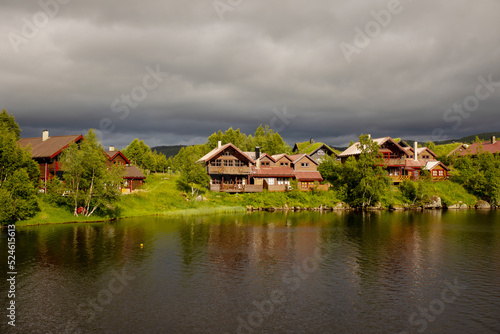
[150,145,186,158]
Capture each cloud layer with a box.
[1,0,499,148]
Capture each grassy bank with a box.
[15,173,479,226]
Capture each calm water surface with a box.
[1,210,500,334]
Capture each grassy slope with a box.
[433,143,463,157]
[16,173,479,226]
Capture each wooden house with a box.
[104,146,146,192]
[198,142,324,192]
[292,138,337,163]
[197,142,257,192]
[458,136,500,156]
[338,136,449,183]
[17,130,84,189]
[447,144,469,157]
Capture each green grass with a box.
[14,173,481,226]
[16,198,106,226]
[427,180,477,207]
[433,143,463,157]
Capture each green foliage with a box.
[206,125,291,155]
[454,153,500,205]
[62,129,124,217]
[319,134,390,208]
[0,109,40,223]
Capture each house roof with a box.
[251,166,295,177]
[294,171,323,182]
[338,137,401,158]
[104,150,131,164]
[287,153,319,165]
[402,146,437,158]
[124,165,146,179]
[271,153,293,163]
[447,144,469,157]
[458,141,500,156]
[405,160,426,168]
[17,135,84,159]
[197,143,254,163]
[424,161,450,171]
[294,142,337,156]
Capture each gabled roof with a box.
[338,137,407,158]
[272,153,293,163]
[447,144,468,157]
[294,142,337,156]
[287,153,319,165]
[251,166,295,177]
[458,141,500,156]
[104,150,131,164]
[17,135,84,159]
[294,171,323,182]
[256,153,276,163]
[197,143,254,163]
[402,146,437,158]
[424,161,450,171]
[124,165,146,179]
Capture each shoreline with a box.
[5,203,497,228]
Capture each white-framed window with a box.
[267,178,275,185]
[277,178,290,185]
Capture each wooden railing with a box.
[382,158,406,166]
[207,166,250,175]
[210,184,263,193]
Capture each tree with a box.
[62,129,123,217]
[320,134,389,208]
[175,146,210,196]
[0,109,40,223]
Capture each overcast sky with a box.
[1,0,499,149]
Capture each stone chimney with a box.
[310,138,315,144]
[42,130,49,142]
[109,146,115,152]
[414,141,418,161]
[492,136,496,144]
[217,140,222,148]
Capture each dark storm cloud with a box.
[1,0,499,148]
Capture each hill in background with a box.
[151,145,186,158]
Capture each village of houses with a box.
[17,129,500,194]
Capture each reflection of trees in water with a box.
[11,222,154,274]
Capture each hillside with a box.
[151,145,186,158]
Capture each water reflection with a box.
[0,211,499,333]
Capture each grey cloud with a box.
[1,0,499,149]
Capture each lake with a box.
[1,210,500,333]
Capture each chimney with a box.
[492,136,496,144]
[217,140,222,148]
[255,146,260,160]
[414,141,418,161]
[109,146,115,152]
[367,134,371,139]
[42,130,49,141]
[310,138,315,144]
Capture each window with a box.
[301,162,309,167]
[438,170,444,176]
[432,170,437,176]
[383,153,389,159]
[317,149,325,156]
[214,159,222,167]
[227,160,233,167]
[262,161,270,166]
[267,178,275,185]
[223,150,231,156]
[277,178,290,185]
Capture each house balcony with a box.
[210,184,263,193]
[389,175,417,183]
[208,166,250,175]
[382,158,406,166]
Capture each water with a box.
[1,210,500,333]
